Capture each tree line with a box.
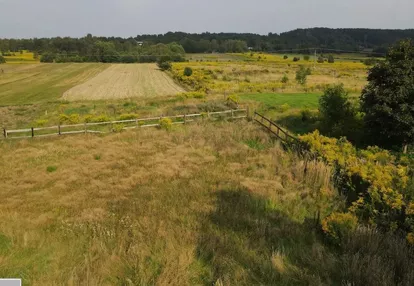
[1,28,414,60]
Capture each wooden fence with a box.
[253,112,311,156]
[2,109,247,140]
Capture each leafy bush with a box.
[328,55,335,63]
[275,104,290,113]
[227,94,240,105]
[40,53,56,63]
[183,67,193,77]
[304,55,310,61]
[295,65,311,85]
[0,55,5,64]
[300,131,411,236]
[317,56,324,63]
[283,55,288,60]
[46,166,58,173]
[293,57,300,62]
[322,212,358,243]
[281,74,289,84]
[119,114,138,120]
[159,118,173,131]
[157,60,172,71]
[112,124,125,132]
[35,119,48,127]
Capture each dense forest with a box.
[1,28,414,63]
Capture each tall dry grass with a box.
[0,121,412,285]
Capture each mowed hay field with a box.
[0,63,109,105]
[63,64,185,101]
[0,121,347,285]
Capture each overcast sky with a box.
[0,0,413,38]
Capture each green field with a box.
[241,93,321,109]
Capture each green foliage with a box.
[35,119,48,127]
[46,166,57,173]
[119,114,138,120]
[283,55,288,59]
[303,55,310,61]
[59,113,81,124]
[112,124,125,132]
[281,74,289,84]
[0,55,5,64]
[361,39,414,150]
[317,56,324,63]
[322,212,358,243]
[328,55,335,63]
[295,65,311,85]
[300,131,411,236]
[318,84,359,139]
[293,57,300,62]
[276,104,290,113]
[183,67,193,77]
[159,118,173,131]
[40,53,55,63]
[94,154,101,160]
[157,60,172,71]
[227,94,240,105]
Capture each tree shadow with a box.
[195,188,339,285]
[275,114,320,135]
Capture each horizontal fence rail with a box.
[2,109,247,140]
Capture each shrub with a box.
[159,118,173,131]
[283,55,288,60]
[322,212,358,243]
[304,55,310,61]
[157,60,172,71]
[91,115,110,123]
[300,109,313,122]
[328,55,335,63]
[276,104,290,113]
[0,55,5,64]
[281,74,289,84]
[35,119,48,127]
[94,154,101,160]
[46,166,58,173]
[295,65,311,85]
[119,114,138,120]
[40,53,56,63]
[227,94,240,105]
[408,233,414,245]
[317,56,324,63]
[293,57,300,62]
[112,124,125,132]
[183,67,193,77]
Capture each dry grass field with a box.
[0,121,344,285]
[63,64,185,101]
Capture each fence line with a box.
[2,109,247,140]
[253,112,313,156]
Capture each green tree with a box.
[328,55,335,63]
[304,55,310,61]
[183,67,193,77]
[40,53,55,63]
[319,84,358,138]
[0,55,5,64]
[361,39,414,151]
[317,56,324,63]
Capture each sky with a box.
[0,0,413,38]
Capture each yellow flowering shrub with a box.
[322,212,358,243]
[300,130,411,233]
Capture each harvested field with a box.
[62,64,185,101]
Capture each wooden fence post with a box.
[231,109,234,119]
[184,114,187,124]
[31,127,34,138]
[3,128,6,139]
[246,106,250,120]
[135,118,138,128]
[84,122,87,134]
[58,124,61,135]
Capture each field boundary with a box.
[2,109,247,139]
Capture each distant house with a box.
[136,41,144,46]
